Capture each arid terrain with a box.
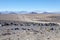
[0,14,60,40]
[0,14,60,23]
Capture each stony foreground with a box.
[0,21,60,40]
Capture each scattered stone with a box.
[2,33,11,36]
[22,28,26,30]
[50,28,54,30]
[15,28,19,30]
[27,28,30,31]
[47,38,50,39]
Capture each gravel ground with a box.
[0,24,60,40]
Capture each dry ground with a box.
[0,14,60,40]
[0,14,60,23]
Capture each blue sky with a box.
[0,0,60,12]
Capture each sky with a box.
[0,0,60,12]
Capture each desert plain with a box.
[0,14,60,40]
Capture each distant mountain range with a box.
[0,11,60,14]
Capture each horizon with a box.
[0,0,60,12]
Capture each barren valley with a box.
[0,14,60,40]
